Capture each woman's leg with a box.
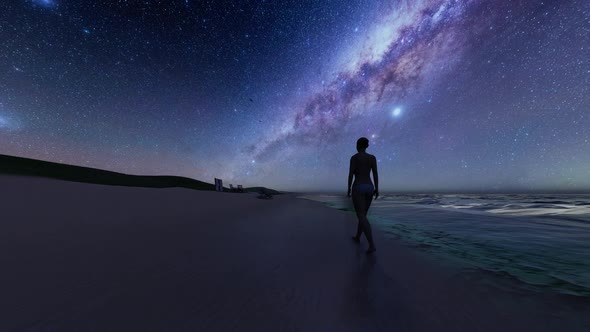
[365,192,373,214]
[352,190,376,252]
[351,190,366,240]
[354,221,363,241]
[363,192,376,251]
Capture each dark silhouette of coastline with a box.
[0,154,282,194]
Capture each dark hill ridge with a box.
[0,154,282,194]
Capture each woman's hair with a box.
[357,137,369,150]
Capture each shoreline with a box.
[300,195,590,296]
[2,175,589,331]
[300,193,590,298]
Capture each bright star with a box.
[392,107,402,117]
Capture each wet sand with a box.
[1,175,589,331]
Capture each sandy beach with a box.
[1,175,589,332]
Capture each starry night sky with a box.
[1,0,589,192]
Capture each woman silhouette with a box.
[347,137,378,254]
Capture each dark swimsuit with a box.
[352,183,374,194]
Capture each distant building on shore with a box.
[214,178,223,192]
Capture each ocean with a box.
[300,193,590,297]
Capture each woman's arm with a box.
[347,156,355,196]
[372,156,379,196]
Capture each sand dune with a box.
[1,175,588,331]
